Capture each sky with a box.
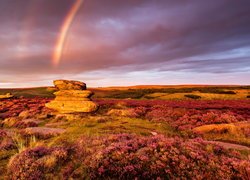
[0,0,250,88]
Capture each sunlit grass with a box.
[145,90,250,100]
[48,115,178,146]
[193,122,250,146]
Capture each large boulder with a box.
[54,80,86,90]
[46,100,98,113]
[45,80,98,113]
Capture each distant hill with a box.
[0,85,249,99]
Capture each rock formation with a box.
[45,80,98,113]
[0,93,14,99]
[54,79,86,90]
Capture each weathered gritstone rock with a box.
[0,93,14,99]
[54,96,90,101]
[54,90,93,98]
[46,100,98,113]
[45,80,98,113]
[54,80,86,90]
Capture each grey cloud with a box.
[0,0,250,84]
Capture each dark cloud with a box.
[0,0,250,86]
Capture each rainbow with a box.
[52,0,83,66]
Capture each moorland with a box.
[0,85,249,179]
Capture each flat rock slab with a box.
[22,127,66,139]
[54,90,93,98]
[54,80,86,90]
[0,94,14,99]
[46,100,98,113]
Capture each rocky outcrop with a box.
[45,80,98,113]
[0,93,14,99]
[54,80,86,90]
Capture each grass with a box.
[0,150,16,175]
[92,86,250,100]
[12,133,38,153]
[48,115,178,146]
[145,90,250,100]
[193,122,250,146]
[0,85,249,178]
[0,87,54,98]
[184,94,202,99]
[0,85,249,99]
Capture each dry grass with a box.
[193,122,250,146]
[48,115,177,146]
[145,90,250,100]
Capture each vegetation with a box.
[100,87,244,99]
[0,85,249,100]
[184,94,201,99]
[0,87,54,98]
[7,134,250,179]
[0,86,249,178]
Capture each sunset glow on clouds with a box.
[0,0,250,87]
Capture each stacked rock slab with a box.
[45,80,98,113]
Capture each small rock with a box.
[0,93,14,99]
[151,132,158,136]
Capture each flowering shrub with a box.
[131,106,148,117]
[1,98,249,131]
[95,99,250,110]
[1,98,250,178]
[79,134,250,179]
[0,98,248,135]
[0,130,15,150]
[173,111,242,131]
[145,106,245,131]
[13,121,38,128]
[8,147,50,179]
[0,98,52,119]
[0,130,7,139]
[241,126,250,138]
[6,134,250,179]
[145,106,186,121]
[96,99,249,131]
[7,146,70,179]
[107,106,148,118]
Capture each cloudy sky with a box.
[0,0,250,87]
